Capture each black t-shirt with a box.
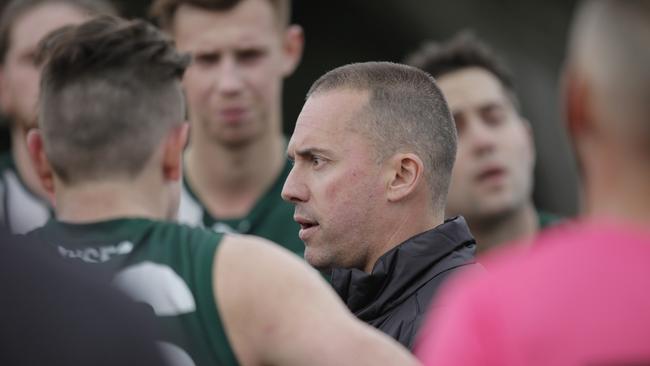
[0,228,167,366]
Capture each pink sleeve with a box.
[415,275,507,366]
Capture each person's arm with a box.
[214,235,418,366]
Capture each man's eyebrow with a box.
[478,100,505,110]
[289,147,331,159]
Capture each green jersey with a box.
[28,218,238,366]
[538,210,563,229]
[178,159,303,256]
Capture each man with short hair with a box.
[416,1,650,364]
[27,17,417,366]
[405,34,559,255]
[282,61,478,348]
[149,0,304,255]
[0,0,116,234]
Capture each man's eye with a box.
[237,49,265,64]
[482,105,506,126]
[194,53,220,66]
[312,156,325,167]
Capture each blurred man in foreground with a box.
[1,227,167,366]
[416,1,650,364]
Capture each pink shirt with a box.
[416,219,650,366]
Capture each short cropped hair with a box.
[568,0,650,154]
[307,62,457,210]
[0,0,117,63]
[37,16,190,185]
[149,0,291,31]
[404,31,519,108]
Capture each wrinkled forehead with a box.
[288,89,370,152]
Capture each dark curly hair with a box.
[404,31,519,108]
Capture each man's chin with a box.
[214,136,255,149]
[304,249,332,272]
[473,202,520,222]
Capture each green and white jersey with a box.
[28,218,239,366]
[178,159,304,256]
[0,152,51,234]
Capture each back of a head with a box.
[0,0,117,64]
[149,0,291,31]
[404,31,519,108]
[568,0,650,156]
[307,61,457,210]
[38,16,190,185]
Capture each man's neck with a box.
[469,202,539,256]
[185,132,285,219]
[363,206,443,273]
[55,180,169,224]
[11,127,50,202]
[584,158,650,226]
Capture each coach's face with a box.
[282,89,387,271]
[0,3,89,129]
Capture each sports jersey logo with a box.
[57,241,134,263]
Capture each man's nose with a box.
[281,166,309,203]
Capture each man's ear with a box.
[281,25,304,77]
[26,129,55,196]
[162,122,190,182]
[386,153,424,202]
[562,67,591,145]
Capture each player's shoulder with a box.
[151,219,224,245]
[216,233,316,284]
[450,219,645,303]
[486,219,647,275]
[218,234,299,264]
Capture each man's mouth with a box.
[294,216,319,241]
[219,107,248,124]
[476,166,506,184]
[299,222,317,230]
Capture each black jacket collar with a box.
[330,216,476,321]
